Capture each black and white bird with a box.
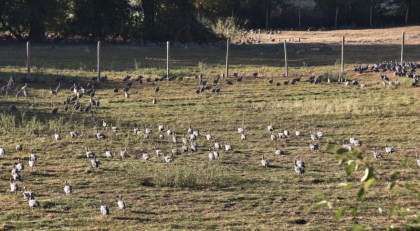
[316,128,324,139]
[91,157,100,168]
[105,149,113,158]
[237,125,244,134]
[117,196,126,210]
[111,124,119,132]
[385,144,395,154]
[294,160,305,174]
[0,147,5,157]
[309,142,318,152]
[270,131,277,141]
[69,129,78,138]
[96,129,106,139]
[225,143,232,151]
[295,128,302,137]
[416,155,420,166]
[28,155,35,169]
[295,156,305,168]
[213,148,219,159]
[23,186,34,201]
[10,178,18,192]
[208,149,215,160]
[54,130,61,141]
[142,150,150,161]
[261,155,269,167]
[214,140,220,150]
[16,159,24,171]
[29,194,40,209]
[86,147,96,158]
[373,149,383,159]
[64,181,72,195]
[164,155,174,163]
[100,201,109,215]
[16,144,22,151]
[120,147,128,159]
[275,147,285,155]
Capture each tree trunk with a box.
[142,0,155,30]
[28,19,45,42]
[27,1,46,42]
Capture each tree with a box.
[66,0,136,40]
[0,0,67,41]
[387,0,420,24]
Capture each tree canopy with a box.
[0,0,418,42]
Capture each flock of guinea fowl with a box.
[4,59,420,216]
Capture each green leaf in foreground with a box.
[357,188,365,201]
[351,225,364,231]
[325,144,336,152]
[364,178,375,190]
[336,148,349,155]
[346,162,355,176]
[335,207,346,222]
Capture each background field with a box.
[0,27,420,230]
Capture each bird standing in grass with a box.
[54,130,61,141]
[16,144,22,151]
[28,155,35,170]
[91,157,100,168]
[10,178,18,192]
[294,160,305,174]
[96,129,106,139]
[29,194,40,209]
[416,155,420,166]
[23,186,34,201]
[0,147,5,157]
[100,201,109,215]
[385,144,395,154]
[117,196,126,210]
[372,148,383,159]
[64,181,72,195]
[261,155,269,167]
[120,147,128,159]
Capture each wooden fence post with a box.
[27,41,30,79]
[341,36,345,74]
[226,39,229,78]
[401,32,404,64]
[167,41,170,79]
[284,40,288,77]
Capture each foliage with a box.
[316,145,420,229]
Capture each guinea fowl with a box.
[117,196,126,210]
[261,155,269,167]
[385,144,395,154]
[100,201,109,215]
[64,181,73,195]
[29,194,40,209]
[372,148,383,159]
[294,160,305,174]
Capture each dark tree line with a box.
[0,0,418,43]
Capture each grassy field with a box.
[0,27,420,230]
